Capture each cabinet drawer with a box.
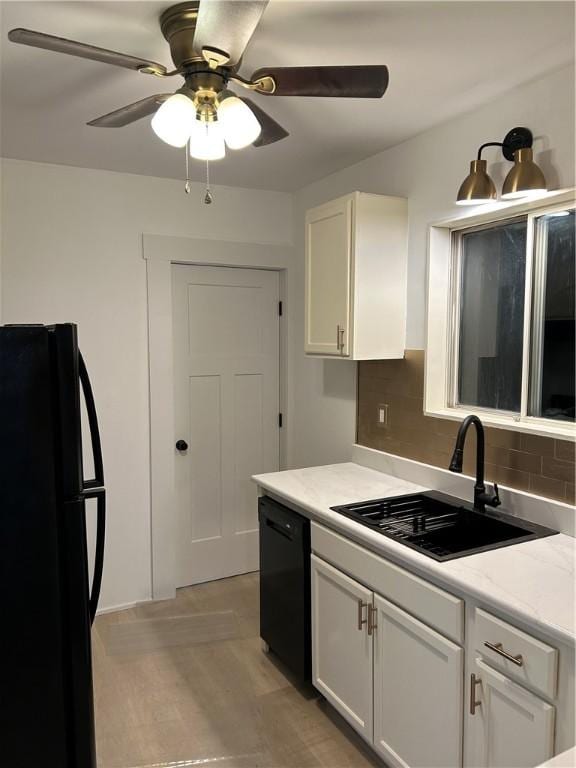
[475,608,558,699]
[311,522,463,643]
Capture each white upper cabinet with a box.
[305,196,353,357]
[305,192,408,359]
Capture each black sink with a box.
[330,491,557,561]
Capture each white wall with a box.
[1,64,574,610]
[289,64,575,469]
[0,159,293,611]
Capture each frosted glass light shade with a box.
[151,94,196,148]
[217,96,261,149]
[189,119,226,160]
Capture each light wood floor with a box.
[93,572,381,768]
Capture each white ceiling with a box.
[0,1,574,191]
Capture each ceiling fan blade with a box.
[194,1,268,66]
[240,98,289,147]
[251,65,389,98]
[8,28,167,75]
[87,94,173,127]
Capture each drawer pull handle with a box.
[357,600,367,631]
[484,641,524,667]
[470,673,482,715]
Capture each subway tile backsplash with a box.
[357,350,575,505]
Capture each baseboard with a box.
[96,599,144,616]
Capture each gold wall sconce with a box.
[456,127,547,206]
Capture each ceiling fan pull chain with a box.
[184,139,191,195]
[204,160,213,205]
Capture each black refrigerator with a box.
[0,324,106,768]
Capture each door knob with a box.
[175,440,188,451]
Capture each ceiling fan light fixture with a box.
[217,94,261,149]
[456,159,497,206]
[10,4,394,193]
[189,117,226,160]
[502,148,547,200]
[151,92,196,147]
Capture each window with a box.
[529,210,575,421]
[455,218,527,413]
[449,204,575,428]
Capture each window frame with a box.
[425,189,576,441]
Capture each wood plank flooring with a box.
[93,572,381,768]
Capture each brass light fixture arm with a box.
[138,65,183,77]
[229,73,276,94]
[202,46,231,70]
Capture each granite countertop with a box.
[253,462,575,645]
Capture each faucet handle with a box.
[491,483,501,507]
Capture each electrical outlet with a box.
[377,403,389,428]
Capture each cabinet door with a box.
[311,555,373,739]
[305,197,352,356]
[470,658,555,768]
[373,593,463,768]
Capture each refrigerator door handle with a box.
[83,487,106,624]
[78,352,104,489]
[78,351,106,624]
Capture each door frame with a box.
[144,234,292,600]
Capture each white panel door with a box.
[373,593,463,768]
[470,658,555,768]
[305,197,352,356]
[311,555,373,740]
[172,264,279,586]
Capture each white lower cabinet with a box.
[310,524,570,768]
[373,594,463,768]
[311,554,463,767]
[311,555,373,739]
[469,658,555,768]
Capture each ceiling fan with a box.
[8,0,389,165]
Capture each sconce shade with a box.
[502,148,547,199]
[456,159,497,206]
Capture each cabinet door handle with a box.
[367,604,377,636]
[470,673,482,715]
[336,324,345,353]
[484,641,524,667]
[357,600,367,631]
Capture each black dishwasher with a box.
[258,496,311,682]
